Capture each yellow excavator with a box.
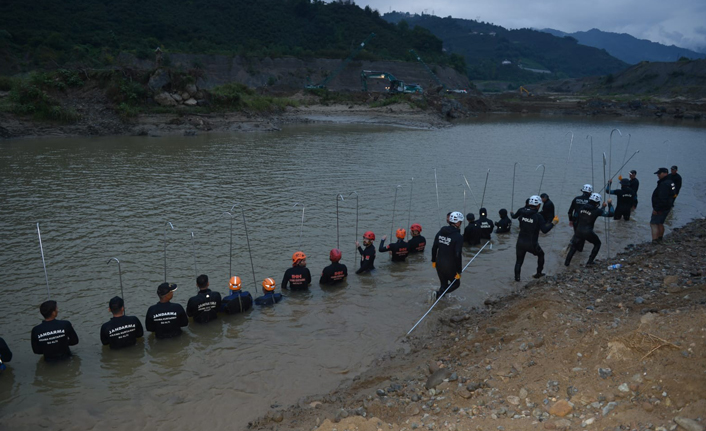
[519,86,533,97]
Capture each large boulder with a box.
[183,98,198,106]
[154,92,178,106]
[185,84,198,95]
[148,69,171,91]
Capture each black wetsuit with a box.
[186,289,222,324]
[463,223,481,245]
[476,215,495,240]
[511,207,554,280]
[630,178,640,208]
[669,173,682,198]
[407,235,426,253]
[320,262,348,285]
[565,203,613,265]
[568,192,591,230]
[652,176,676,216]
[100,315,144,349]
[495,210,511,233]
[431,225,463,297]
[145,301,189,339]
[254,292,282,306]
[31,319,79,362]
[606,185,635,220]
[221,291,253,314]
[282,266,312,290]
[540,199,555,224]
[356,244,376,274]
[0,337,13,364]
[379,238,409,262]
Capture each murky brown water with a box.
[1,117,705,430]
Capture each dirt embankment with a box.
[248,219,706,431]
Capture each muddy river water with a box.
[1,116,705,430]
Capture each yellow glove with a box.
[618,175,623,181]
[432,262,436,268]
[552,216,559,225]
[455,273,461,280]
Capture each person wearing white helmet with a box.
[568,184,593,231]
[431,211,464,299]
[565,193,614,267]
[510,195,559,281]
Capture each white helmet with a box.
[449,211,464,223]
[528,195,541,206]
[589,192,602,204]
[582,184,593,193]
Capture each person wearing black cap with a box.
[431,211,464,299]
[0,337,12,371]
[606,178,635,221]
[475,208,495,240]
[511,195,559,281]
[669,166,682,202]
[282,251,312,290]
[495,209,511,233]
[320,249,348,285]
[31,300,79,362]
[379,228,410,262]
[628,170,639,209]
[222,276,253,314]
[100,296,144,350]
[407,223,426,253]
[145,283,189,339]
[539,194,555,225]
[186,275,222,324]
[650,167,676,243]
[463,213,481,245]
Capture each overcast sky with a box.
[357,0,706,52]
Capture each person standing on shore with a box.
[355,231,376,274]
[606,179,635,221]
[565,193,614,267]
[431,211,464,299]
[628,170,640,210]
[145,283,189,339]
[100,296,144,350]
[319,249,348,285]
[568,185,593,232]
[379,229,409,262]
[651,167,676,243]
[511,195,558,281]
[282,252,312,290]
[407,223,426,254]
[186,275,222,324]
[31,300,79,362]
[669,166,682,204]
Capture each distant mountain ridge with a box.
[540,28,706,65]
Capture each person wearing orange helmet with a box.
[407,223,426,253]
[379,228,409,262]
[320,249,348,285]
[282,251,312,290]
[254,278,283,305]
[221,276,253,314]
[355,231,376,274]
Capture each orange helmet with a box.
[229,276,242,291]
[411,223,422,233]
[262,277,276,292]
[396,228,406,239]
[292,251,306,265]
[363,231,375,240]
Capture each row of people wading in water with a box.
[1,166,682,366]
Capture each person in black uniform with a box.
[565,193,614,266]
[320,249,348,285]
[495,209,511,233]
[282,251,312,290]
[463,213,481,245]
[0,337,12,371]
[431,211,464,299]
[407,223,426,254]
[628,170,639,209]
[100,296,144,350]
[355,231,376,274]
[379,228,410,262]
[511,195,559,281]
[476,208,494,240]
[31,300,79,362]
[651,167,676,242]
[145,283,189,339]
[606,178,635,220]
[222,276,253,314]
[186,274,222,324]
[254,278,282,305]
[669,166,682,203]
[539,194,555,223]
[568,184,593,231]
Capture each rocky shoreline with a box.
[248,219,706,431]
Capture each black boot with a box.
[565,248,576,266]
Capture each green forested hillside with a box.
[0,0,463,73]
[383,13,628,82]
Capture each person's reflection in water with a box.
[32,355,82,398]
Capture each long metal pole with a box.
[348,191,358,258]
[536,164,546,195]
[106,257,125,309]
[462,174,479,208]
[230,203,258,294]
[37,223,51,298]
[434,168,441,228]
[163,221,175,282]
[480,169,490,208]
[511,162,519,211]
[586,135,594,186]
[620,134,631,177]
[336,194,344,249]
[406,241,490,336]
[407,178,414,240]
[609,128,622,190]
[603,151,641,189]
[602,153,609,258]
[390,185,402,240]
[557,131,574,218]
[191,232,198,278]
